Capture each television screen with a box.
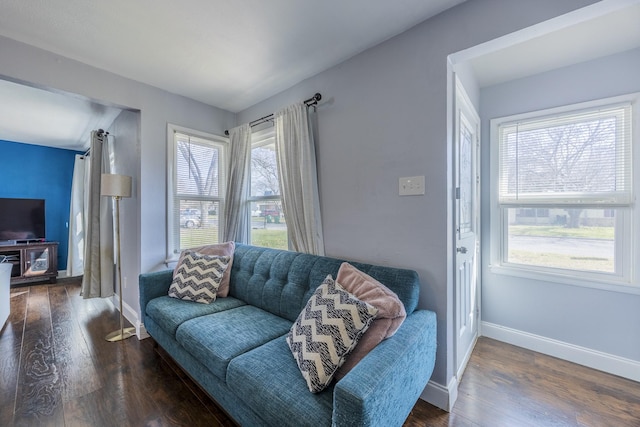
[0,198,46,242]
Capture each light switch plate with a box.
[399,176,425,196]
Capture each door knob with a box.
[457,246,467,254]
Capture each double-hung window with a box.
[491,95,636,284]
[167,125,226,258]
[248,128,288,249]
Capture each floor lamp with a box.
[101,173,135,342]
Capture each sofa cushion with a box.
[287,275,378,393]
[230,244,422,320]
[334,262,406,380]
[169,251,230,304]
[174,241,235,297]
[230,246,334,321]
[176,305,292,380]
[146,295,246,336]
[227,336,334,427]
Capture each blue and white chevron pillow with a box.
[168,251,231,304]
[287,275,378,393]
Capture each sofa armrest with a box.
[139,269,174,319]
[332,310,437,427]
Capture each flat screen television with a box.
[0,198,46,243]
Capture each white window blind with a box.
[498,103,632,206]
[175,133,220,198]
[169,129,226,256]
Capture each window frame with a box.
[166,123,227,261]
[489,93,639,293]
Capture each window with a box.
[491,95,635,282]
[249,128,288,249]
[167,125,226,258]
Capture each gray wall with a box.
[0,0,606,405]
[108,109,142,317]
[238,0,598,394]
[480,48,640,361]
[0,35,236,325]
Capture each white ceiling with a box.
[0,0,467,150]
[0,79,122,151]
[0,0,467,113]
[469,2,640,87]
[0,1,638,151]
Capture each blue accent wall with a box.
[0,140,83,271]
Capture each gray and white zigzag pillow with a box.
[168,251,230,304]
[287,274,378,393]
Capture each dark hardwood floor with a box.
[1,281,638,426]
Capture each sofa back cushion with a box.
[229,244,420,322]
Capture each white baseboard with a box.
[137,322,149,340]
[456,333,478,380]
[420,377,458,412]
[109,294,148,340]
[482,321,640,383]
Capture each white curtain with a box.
[275,102,325,255]
[223,123,252,244]
[82,131,115,298]
[66,154,88,277]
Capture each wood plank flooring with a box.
[2,281,639,426]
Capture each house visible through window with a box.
[249,128,288,249]
[167,125,226,257]
[492,96,634,280]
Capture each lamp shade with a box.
[101,174,132,198]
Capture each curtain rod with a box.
[224,93,321,136]
[83,128,109,157]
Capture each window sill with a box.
[164,257,179,268]
[488,264,640,296]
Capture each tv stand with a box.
[15,239,46,245]
[0,242,58,286]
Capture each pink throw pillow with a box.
[334,262,406,380]
[173,241,235,297]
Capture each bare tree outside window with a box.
[177,141,219,197]
[497,103,631,274]
[503,114,619,228]
[173,133,223,251]
[250,146,279,197]
[249,138,288,249]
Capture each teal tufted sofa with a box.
[139,244,437,427]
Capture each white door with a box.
[454,76,480,379]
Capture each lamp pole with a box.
[102,174,135,342]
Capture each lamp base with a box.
[105,327,136,342]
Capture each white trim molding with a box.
[421,377,458,412]
[137,322,150,340]
[108,293,149,340]
[482,321,640,383]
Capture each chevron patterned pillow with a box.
[168,251,231,304]
[287,275,378,393]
